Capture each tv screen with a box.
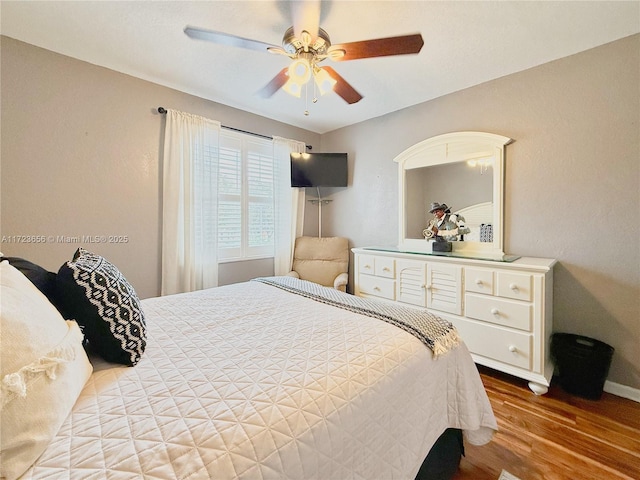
[290,152,348,187]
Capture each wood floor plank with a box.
[452,366,640,480]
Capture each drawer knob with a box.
[508,345,517,353]
[374,286,380,291]
[490,308,499,315]
[383,267,390,272]
[475,279,483,286]
[364,264,372,269]
[509,283,518,291]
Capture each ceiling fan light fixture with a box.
[313,67,337,95]
[287,57,312,84]
[282,78,303,97]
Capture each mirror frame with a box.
[394,131,512,257]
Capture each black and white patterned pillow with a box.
[56,248,146,366]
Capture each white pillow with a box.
[0,260,93,479]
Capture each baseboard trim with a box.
[604,380,640,403]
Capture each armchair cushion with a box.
[290,236,349,290]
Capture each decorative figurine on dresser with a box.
[354,131,557,395]
[423,202,470,251]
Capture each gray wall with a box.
[0,36,321,299]
[1,34,638,390]
[319,34,640,391]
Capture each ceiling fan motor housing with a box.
[282,26,331,58]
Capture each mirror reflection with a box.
[405,161,493,242]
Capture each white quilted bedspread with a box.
[22,280,496,479]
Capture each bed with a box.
[1,251,497,479]
[455,201,493,243]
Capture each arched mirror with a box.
[395,131,512,258]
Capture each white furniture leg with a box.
[528,382,549,395]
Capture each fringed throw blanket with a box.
[253,276,460,356]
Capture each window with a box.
[217,132,275,261]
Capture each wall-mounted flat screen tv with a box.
[290,152,348,187]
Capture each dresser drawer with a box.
[465,268,494,295]
[358,255,376,275]
[358,274,396,300]
[358,255,395,279]
[453,317,532,370]
[465,293,532,331]
[497,272,533,301]
[375,256,395,278]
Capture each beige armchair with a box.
[287,236,349,292]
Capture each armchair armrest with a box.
[286,271,300,279]
[333,272,348,292]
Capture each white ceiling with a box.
[2,1,639,134]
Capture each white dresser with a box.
[353,247,556,394]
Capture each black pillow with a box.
[56,248,146,366]
[1,256,59,307]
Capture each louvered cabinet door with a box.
[425,263,463,315]
[395,260,427,307]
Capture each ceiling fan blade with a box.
[257,68,289,98]
[291,0,321,40]
[184,25,276,53]
[322,66,363,104]
[329,33,424,61]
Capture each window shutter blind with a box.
[247,150,274,248]
[217,133,276,260]
[218,146,242,251]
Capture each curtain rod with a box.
[157,107,311,149]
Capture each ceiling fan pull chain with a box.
[312,75,319,104]
[304,82,310,116]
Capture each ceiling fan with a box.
[184,1,423,110]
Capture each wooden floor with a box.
[453,366,640,480]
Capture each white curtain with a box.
[161,109,221,295]
[273,136,306,276]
